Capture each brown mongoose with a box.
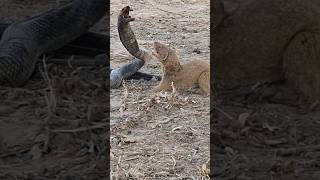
[214,0,320,101]
[152,42,210,96]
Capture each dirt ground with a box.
[213,82,320,180]
[0,1,108,179]
[110,0,210,179]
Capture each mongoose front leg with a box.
[198,71,210,96]
[152,80,171,92]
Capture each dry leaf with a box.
[264,138,287,146]
[262,122,277,132]
[238,112,250,127]
[225,146,235,155]
[200,164,209,177]
[171,126,182,131]
[30,144,42,160]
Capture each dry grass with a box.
[40,56,57,117]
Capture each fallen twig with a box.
[124,156,140,162]
[51,123,107,133]
[152,5,187,17]
[277,144,320,156]
[171,155,176,168]
[119,81,129,116]
[213,106,234,120]
[40,56,57,116]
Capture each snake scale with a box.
[110,6,158,88]
[0,0,107,86]
[0,2,159,88]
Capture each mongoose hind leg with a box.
[152,80,171,92]
[198,71,210,96]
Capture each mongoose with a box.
[152,42,210,96]
[214,0,320,101]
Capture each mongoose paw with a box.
[151,86,163,93]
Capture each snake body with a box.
[0,0,107,86]
[0,2,159,87]
[110,6,158,88]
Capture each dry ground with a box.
[213,84,320,180]
[110,0,210,179]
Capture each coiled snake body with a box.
[0,0,107,86]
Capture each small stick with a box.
[41,56,57,116]
[154,6,187,17]
[213,106,234,120]
[67,55,74,68]
[124,156,140,162]
[171,155,177,168]
[119,81,129,116]
[171,81,176,95]
[51,123,107,133]
[277,144,320,156]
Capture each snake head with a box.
[119,6,135,23]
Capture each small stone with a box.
[193,48,201,54]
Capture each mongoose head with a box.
[152,42,172,63]
[152,42,181,74]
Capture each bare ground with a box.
[213,83,320,180]
[110,0,210,179]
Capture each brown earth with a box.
[213,84,320,180]
[0,1,108,179]
[110,0,210,179]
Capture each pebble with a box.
[193,48,201,54]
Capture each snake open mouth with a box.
[122,6,133,18]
